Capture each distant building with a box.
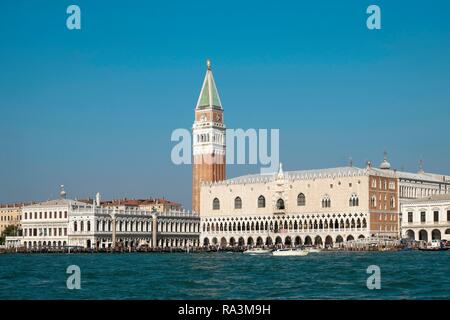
[69,203,199,249]
[0,204,23,234]
[20,186,82,248]
[401,193,450,243]
[9,186,199,249]
[368,155,450,202]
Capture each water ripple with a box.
[0,251,449,299]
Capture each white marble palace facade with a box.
[18,187,200,249]
[69,203,200,249]
[200,163,402,248]
[199,160,450,248]
[401,193,450,243]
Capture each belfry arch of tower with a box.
[192,60,226,214]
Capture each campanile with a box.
[192,60,226,214]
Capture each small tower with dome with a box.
[379,151,391,170]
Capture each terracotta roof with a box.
[0,202,38,208]
[102,198,181,207]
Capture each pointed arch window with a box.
[321,195,331,208]
[297,193,306,206]
[212,198,220,210]
[258,195,266,208]
[370,195,376,208]
[276,198,285,210]
[349,194,359,207]
[234,197,242,209]
[390,196,395,209]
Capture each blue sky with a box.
[1,0,450,208]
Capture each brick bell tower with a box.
[192,60,226,214]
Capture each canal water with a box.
[0,251,449,299]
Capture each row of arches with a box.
[23,240,67,248]
[405,228,450,242]
[90,219,152,233]
[158,221,200,233]
[158,237,199,248]
[203,217,367,233]
[203,234,365,247]
[75,219,200,234]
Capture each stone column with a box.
[152,214,158,248]
[111,213,117,249]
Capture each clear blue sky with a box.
[1,0,450,208]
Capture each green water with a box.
[0,251,448,299]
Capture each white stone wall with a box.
[21,203,70,248]
[200,169,372,247]
[200,171,370,216]
[401,200,450,242]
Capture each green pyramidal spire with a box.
[196,59,223,110]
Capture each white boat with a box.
[272,248,309,256]
[306,247,322,253]
[243,248,272,255]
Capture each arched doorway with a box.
[325,235,333,248]
[203,238,210,246]
[304,236,312,246]
[358,235,365,239]
[86,239,91,248]
[220,237,227,248]
[284,236,292,247]
[346,235,354,242]
[229,237,236,246]
[275,236,282,245]
[266,237,273,246]
[419,229,428,242]
[212,237,218,245]
[431,229,441,240]
[336,235,343,244]
[405,229,415,240]
[238,237,245,246]
[247,237,254,246]
[314,236,323,247]
[256,237,263,246]
[294,236,302,246]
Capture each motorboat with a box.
[272,248,309,256]
[305,247,322,253]
[243,247,272,255]
[419,240,449,251]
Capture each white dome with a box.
[379,152,391,170]
[380,160,391,170]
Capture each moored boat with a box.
[272,248,309,256]
[243,248,272,255]
[418,247,449,251]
